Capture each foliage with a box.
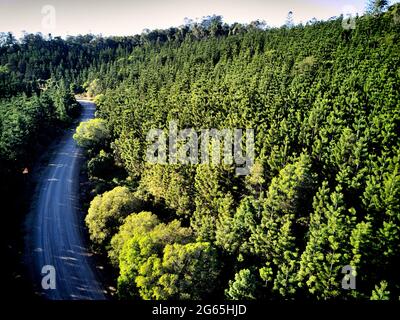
[109,211,159,266]
[85,186,142,247]
[93,6,400,299]
[370,280,390,300]
[73,118,109,152]
[117,220,194,299]
[1,3,400,300]
[225,269,259,300]
[136,242,219,299]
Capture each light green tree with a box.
[297,182,356,299]
[73,118,109,151]
[251,154,314,296]
[109,211,159,266]
[117,220,193,299]
[136,242,219,299]
[216,196,257,257]
[85,186,142,246]
[138,164,193,216]
[225,269,259,300]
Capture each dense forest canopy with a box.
[86,6,400,300]
[1,3,400,300]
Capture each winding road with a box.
[27,100,106,300]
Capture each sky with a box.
[0,0,399,37]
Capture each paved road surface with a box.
[28,100,106,300]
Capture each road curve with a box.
[27,100,106,300]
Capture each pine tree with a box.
[297,182,357,299]
[216,196,257,257]
[252,154,315,297]
[225,269,259,300]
